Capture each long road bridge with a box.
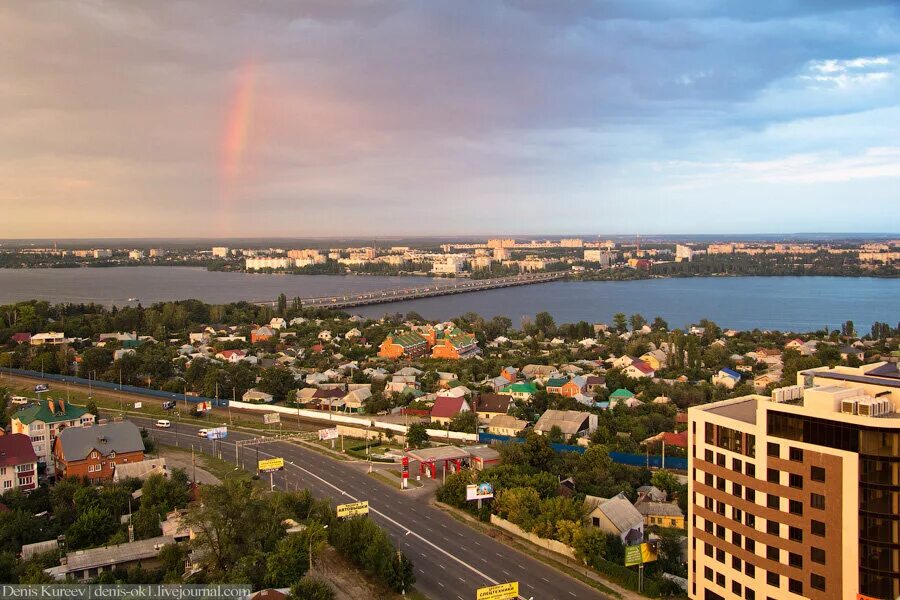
[259,271,567,309]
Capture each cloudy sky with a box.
[2,1,899,238]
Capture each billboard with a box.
[207,426,228,440]
[624,542,659,567]
[258,457,284,472]
[133,402,142,409]
[466,482,494,501]
[318,427,339,441]
[336,500,369,518]
[476,582,518,600]
[263,412,281,425]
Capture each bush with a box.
[290,577,335,600]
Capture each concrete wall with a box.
[490,515,576,560]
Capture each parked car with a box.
[155,419,171,428]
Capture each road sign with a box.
[625,542,659,567]
[318,427,339,441]
[207,426,228,440]
[263,412,281,425]
[336,500,369,518]
[476,582,518,600]
[466,482,494,501]
[258,457,284,473]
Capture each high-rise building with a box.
[688,362,900,600]
[676,244,694,262]
[212,246,230,258]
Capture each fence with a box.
[4,368,229,407]
[478,432,688,470]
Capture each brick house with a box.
[378,332,429,359]
[0,433,38,492]
[53,421,144,482]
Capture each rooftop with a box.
[701,398,759,425]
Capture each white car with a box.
[197,429,209,438]
[155,419,171,428]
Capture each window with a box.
[705,543,713,558]
[716,500,726,516]
[704,566,713,582]
[3,481,10,490]
[109,451,116,459]
[732,507,742,523]
[732,581,742,596]
[767,571,779,587]
[745,538,755,553]
[732,532,742,547]
[788,579,802,594]
[716,573,725,587]
[811,547,825,564]
[706,422,715,444]
[716,477,726,492]
[745,513,756,528]
[811,520,825,536]
[766,546,779,561]
[788,473,803,488]
[789,500,803,516]
[767,468,779,484]
[705,449,714,462]
[716,548,725,563]
[746,463,756,478]
[745,488,756,503]
[789,447,803,462]
[767,494,780,509]
[810,574,825,591]
[788,552,802,568]
[17,476,33,486]
[745,562,755,577]
[810,466,825,482]
[705,496,714,510]
[732,482,743,498]
[717,453,726,467]
[745,589,755,600]
[767,520,779,535]
[810,493,825,510]
[716,525,725,539]
[788,526,802,542]
[705,520,713,534]
[732,556,742,571]
[705,473,714,487]
[733,458,743,472]
[767,442,780,458]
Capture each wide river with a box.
[0,267,896,332]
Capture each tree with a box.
[629,314,647,332]
[651,316,669,331]
[841,320,855,337]
[546,425,565,444]
[277,293,288,316]
[612,313,628,333]
[534,311,556,337]
[131,506,162,540]
[651,470,679,497]
[258,366,297,402]
[66,506,117,549]
[573,527,607,567]
[448,411,478,434]
[290,577,335,600]
[265,532,312,587]
[406,423,428,448]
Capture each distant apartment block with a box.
[676,244,695,262]
[688,362,900,600]
[583,249,614,267]
[245,257,292,270]
[211,246,230,258]
[707,243,735,255]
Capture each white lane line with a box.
[503,570,511,577]
[473,541,481,547]
[541,577,550,583]
[568,592,577,597]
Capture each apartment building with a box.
[11,399,95,475]
[688,362,900,600]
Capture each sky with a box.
[2,1,900,238]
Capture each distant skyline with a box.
[3,1,900,237]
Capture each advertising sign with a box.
[162,400,176,410]
[336,500,369,518]
[476,582,518,600]
[624,543,659,567]
[318,427,339,441]
[258,457,284,473]
[207,426,228,440]
[263,412,281,425]
[133,402,142,409]
[34,384,49,393]
[401,456,409,479]
[466,482,494,501]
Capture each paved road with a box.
[134,416,609,600]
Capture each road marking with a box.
[480,558,487,564]
[473,540,481,546]
[541,577,550,583]
[503,570,511,577]
[569,592,577,597]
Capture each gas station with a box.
[404,445,500,481]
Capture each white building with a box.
[10,399,95,475]
[432,256,463,275]
[93,249,112,259]
[675,244,694,262]
[583,249,615,267]
[245,257,293,270]
[212,247,230,258]
[128,250,145,260]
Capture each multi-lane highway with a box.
[135,416,610,600]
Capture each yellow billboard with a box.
[336,500,369,518]
[257,457,284,472]
[476,582,518,600]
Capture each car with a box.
[155,419,171,428]
[197,429,209,438]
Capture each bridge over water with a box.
[258,271,567,309]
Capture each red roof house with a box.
[11,333,32,344]
[430,396,470,426]
[0,433,39,491]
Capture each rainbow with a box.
[220,60,256,192]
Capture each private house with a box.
[11,399,95,475]
[242,389,274,403]
[45,536,175,581]
[11,333,32,344]
[430,396,470,426]
[545,377,569,395]
[250,326,275,344]
[269,317,287,330]
[640,350,668,371]
[31,332,68,346]
[484,375,512,392]
[0,433,38,492]
[437,372,458,389]
[345,327,362,340]
[312,388,345,411]
[378,332,429,359]
[533,409,597,438]
[318,330,333,342]
[471,393,513,423]
[487,414,529,437]
[501,381,538,402]
[609,388,635,407]
[623,359,655,379]
[53,421,145,482]
[500,366,518,383]
[386,375,419,395]
[585,493,644,544]
[342,387,371,412]
[753,372,780,391]
[431,329,479,360]
[711,367,742,389]
[560,376,588,398]
[634,498,685,529]
[521,364,556,382]
[112,458,169,482]
[839,344,865,361]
